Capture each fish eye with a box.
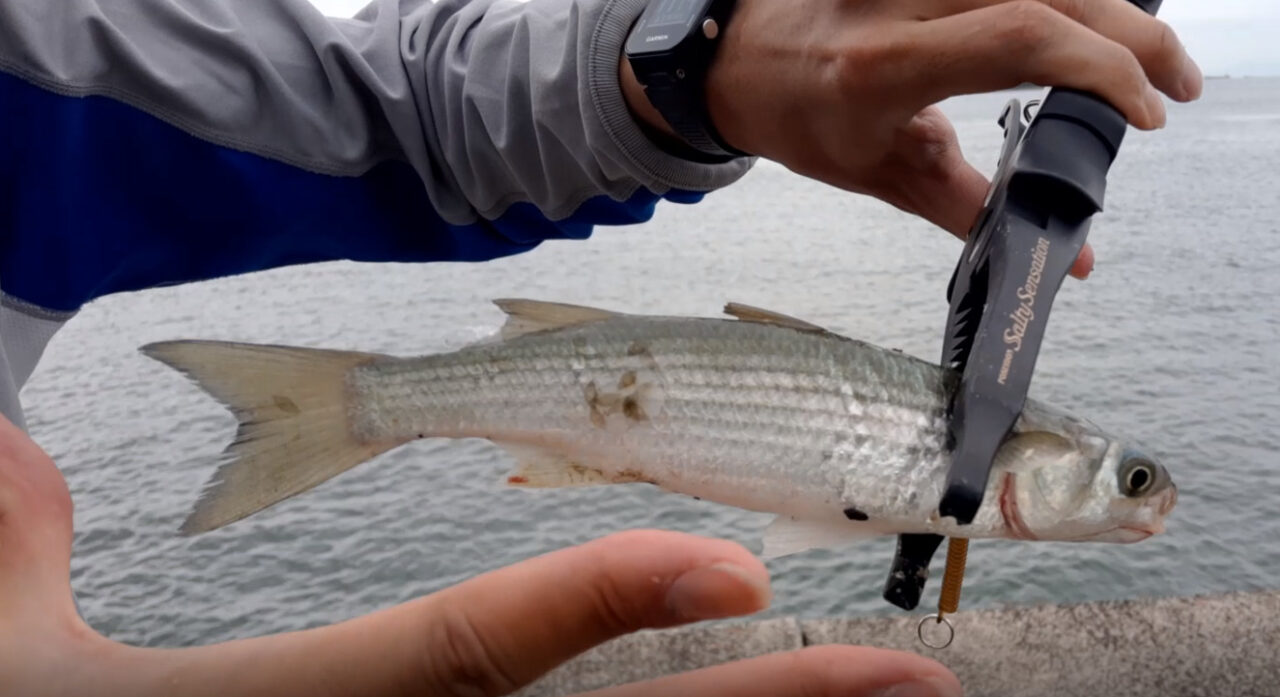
[1119,454,1159,498]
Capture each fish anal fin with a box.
[723,303,828,334]
[492,299,618,340]
[499,445,619,488]
[761,516,878,560]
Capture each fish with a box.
[141,299,1177,557]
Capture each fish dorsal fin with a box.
[492,299,619,340]
[723,303,828,333]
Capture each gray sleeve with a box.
[415,0,757,220]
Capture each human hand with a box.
[0,414,961,697]
[622,0,1205,280]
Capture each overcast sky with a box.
[310,0,1280,76]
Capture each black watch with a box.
[624,0,749,163]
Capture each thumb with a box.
[876,108,1095,280]
[921,156,1096,280]
[415,529,771,696]
[0,413,77,608]
[62,531,770,697]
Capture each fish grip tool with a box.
[881,0,1164,614]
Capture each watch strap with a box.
[641,74,750,163]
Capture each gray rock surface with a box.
[515,618,802,697]
[517,591,1280,696]
[803,590,1280,697]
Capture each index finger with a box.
[900,3,1163,128]
[416,530,773,694]
[932,0,1202,101]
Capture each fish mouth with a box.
[1107,487,1178,542]
[1113,525,1161,543]
[1107,487,1177,542]
[1085,520,1166,544]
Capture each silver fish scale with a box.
[346,317,966,530]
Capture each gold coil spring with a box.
[938,537,969,616]
[917,537,969,649]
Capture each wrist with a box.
[701,3,753,159]
[620,0,750,163]
[619,56,693,149]
[588,0,755,191]
[623,56,752,166]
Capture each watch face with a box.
[626,0,712,54]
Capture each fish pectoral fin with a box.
[499,445,613,488]
[491,299,619,340]
[760,516,878,560]
[722,303,829,334]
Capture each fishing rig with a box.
[888,0,1167,649]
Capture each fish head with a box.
[1075,444,1177,543]
[995,402,1177,543]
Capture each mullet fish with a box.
[143,299,1176,556]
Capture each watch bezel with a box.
[624,0,718,56]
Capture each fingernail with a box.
[1180,57,1204,101]
[1145,85,1167,128]
[1077,255,1094,280]
[667,562,770,620]
[869,676,964,697]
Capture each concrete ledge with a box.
[804,590,1280,696]
[515,617,802,696]
[517,591,1280,696]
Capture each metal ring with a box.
[1022,99,1042,124]
[917,614,955,650]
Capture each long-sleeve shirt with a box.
[0,0,755,429]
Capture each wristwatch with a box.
[624,0,749,163]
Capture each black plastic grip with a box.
[1014,89,1128,216]
[881,0,1169,609]
[936,0,1167,528]
[1009,0,1162,216]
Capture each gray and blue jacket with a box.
[0,0,754,429]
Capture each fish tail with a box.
[141,340,399,535]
